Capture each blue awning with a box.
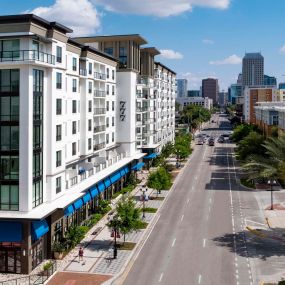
[104,178,111,188]
[120,168,126,176]
[97,181,105,193]
[83,192,91,204]
[89,186,99,198]
[73,198,83,210]
[124,166,130,174]
[131,162,145,171]
[0,222,22,242]
[110,171,121,183]
[144,153,158,159]
[64,205,75,217]
[32,220,49,240]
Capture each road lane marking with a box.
[198,274,202,284]
[159,273,164,282]
[181,215,184,222]
[172,238,176,247]
[187,198,190,204]
[203,239,206,247]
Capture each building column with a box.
[21,221,32,274]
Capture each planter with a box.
[53,252,64,260]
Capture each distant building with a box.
[176,79,188,98]
[264,75,277,87]
[218,92,228,107]
[279,83,285,89]
[229,84,242,104]
[237,73,243,85]
[242,53,264,87]
[176,96,213,110]
[202,78,219,104]
[187,90,200,97]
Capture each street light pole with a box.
[268,179,277,210]
[140,185,148,219]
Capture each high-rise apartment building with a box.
[202,78,219,104]
[264,75,277,87]
[176,79,187,98]
[0,15,176,274]
[242,53,264,87]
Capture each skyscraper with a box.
[202,78,219,104]
[264,75,277,87]
[242,53,264,87]
[176,79,188,98]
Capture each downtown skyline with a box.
[2,0,285,90]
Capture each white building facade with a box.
[176,96,213,110]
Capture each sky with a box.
[2,0,285,90]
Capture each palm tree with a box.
[243,135,285,183]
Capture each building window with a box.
[88,82,92,94]
[88,62,92,75]
[119,47,127,68]
[0,96,19,122]
[72,79,77,92]
[33,153,42,178]
[88,119,92,131]
[56,72,62,89]
[112,117,114,126]
[0,39,20,59]
[104,47,113,56]
[106,85,109,95]
[72,142,76,156]
[56,150,61,167]
[106,134,109,144]
[56,46,62,63]
[112,101,114,111]
[106,101,109,111]
[0,185,19,210]
[56,99,62,115]
[88,100,92,112]
[72,100,77,113]
[106,68,109,79]
[0,155,19,180]
[72,57,77,71]
[72,121,76,134]
[112,85,115,95]
[0,126,19,151]
[112,132,114,142]
[32,180,43,208]
[56,177,61,194]
[33,69,43,93]
[112,70,115,80]
[33,125,42,149]
[88,138,92,150]
[56,125,62,141]
[0,69,19,92]
[106,117,109,128]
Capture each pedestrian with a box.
[78,247,84,263]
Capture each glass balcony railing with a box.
[94,108,106,115]
[94,90,106,97]
[0,50,55,64]
[94,125,106,133]
[94,72,106,80]
[94,142,106,151]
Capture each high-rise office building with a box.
[264,75,277,87]
[242,53,264,87]
[202,78,219,104]
[229,84,242,104]
[279,83,285,89]
[187,90,200,97]
[176,79,187,98]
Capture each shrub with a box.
[52,242,65,253]
[165,163,175,172]
[43,261,53,271]
[97,200,111,215]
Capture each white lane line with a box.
[187,198,190,204]
[181,215,184,222]
[198,274,202,284]
[159,273,164,282]
[203,239,206,247]
[209,197,212,204]
[172,238,176,247]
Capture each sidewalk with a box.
[47,168,179,285]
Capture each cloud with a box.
[202,39,214,44]
[29,0,101,36]
[159,49,183,59]
[209,54,242,65]
[280,45,285,54]
[93,0,230,17]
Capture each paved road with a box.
[123,114,257,285]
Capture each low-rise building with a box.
[176,96,213,110]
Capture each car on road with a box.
[208,139,215,146]
[196,138,204,145]
[217,136,225,143]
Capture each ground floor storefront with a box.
[0,165,134,274]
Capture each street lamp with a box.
[140,185,148,219]
[267,179,277,210]
[108,216,120,259]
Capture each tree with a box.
[236,131,265,160]
[147,167,172,194]
[231,124,257,143]
[161,142,174,158]
[114,197,141,243]
[243,135,285,184]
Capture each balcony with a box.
[136,92,149,99]
[136,106,148,112]
[94,142,106,151]
[94,125,106,133]
[94,90,106,97]
[79,69,87,76]
[0,50,55,64]
[94,72,106,80]
[94,108,106,115]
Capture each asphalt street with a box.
[123,114,258,285]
